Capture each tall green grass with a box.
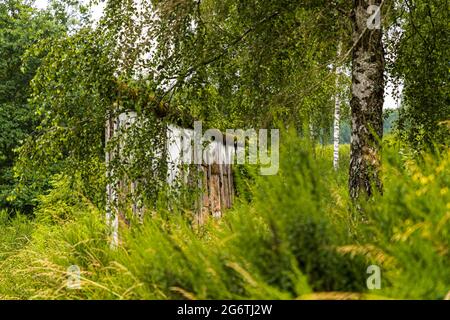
[0,133,448,300]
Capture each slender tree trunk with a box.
[106,114,119,248]
[349,0,385,200]
[333,43,342,171]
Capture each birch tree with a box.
[333,42,342,171]
[349,0,385,200]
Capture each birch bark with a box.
[333,42,342,171]
[349,0,385,200]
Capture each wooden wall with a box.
[106,112,237,233]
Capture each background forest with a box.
[0,0,448,300]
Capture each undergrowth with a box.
[0,134,448,300]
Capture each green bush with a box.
[358,147,450,299]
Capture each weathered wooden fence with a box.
[106,111,238,243]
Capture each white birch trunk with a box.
[106,115,119,248]
[349,0,385,200]
[333,43,342,170]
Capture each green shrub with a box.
[358,147,450,299]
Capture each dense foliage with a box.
[0,0,66,211]
[391,0,450,151]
